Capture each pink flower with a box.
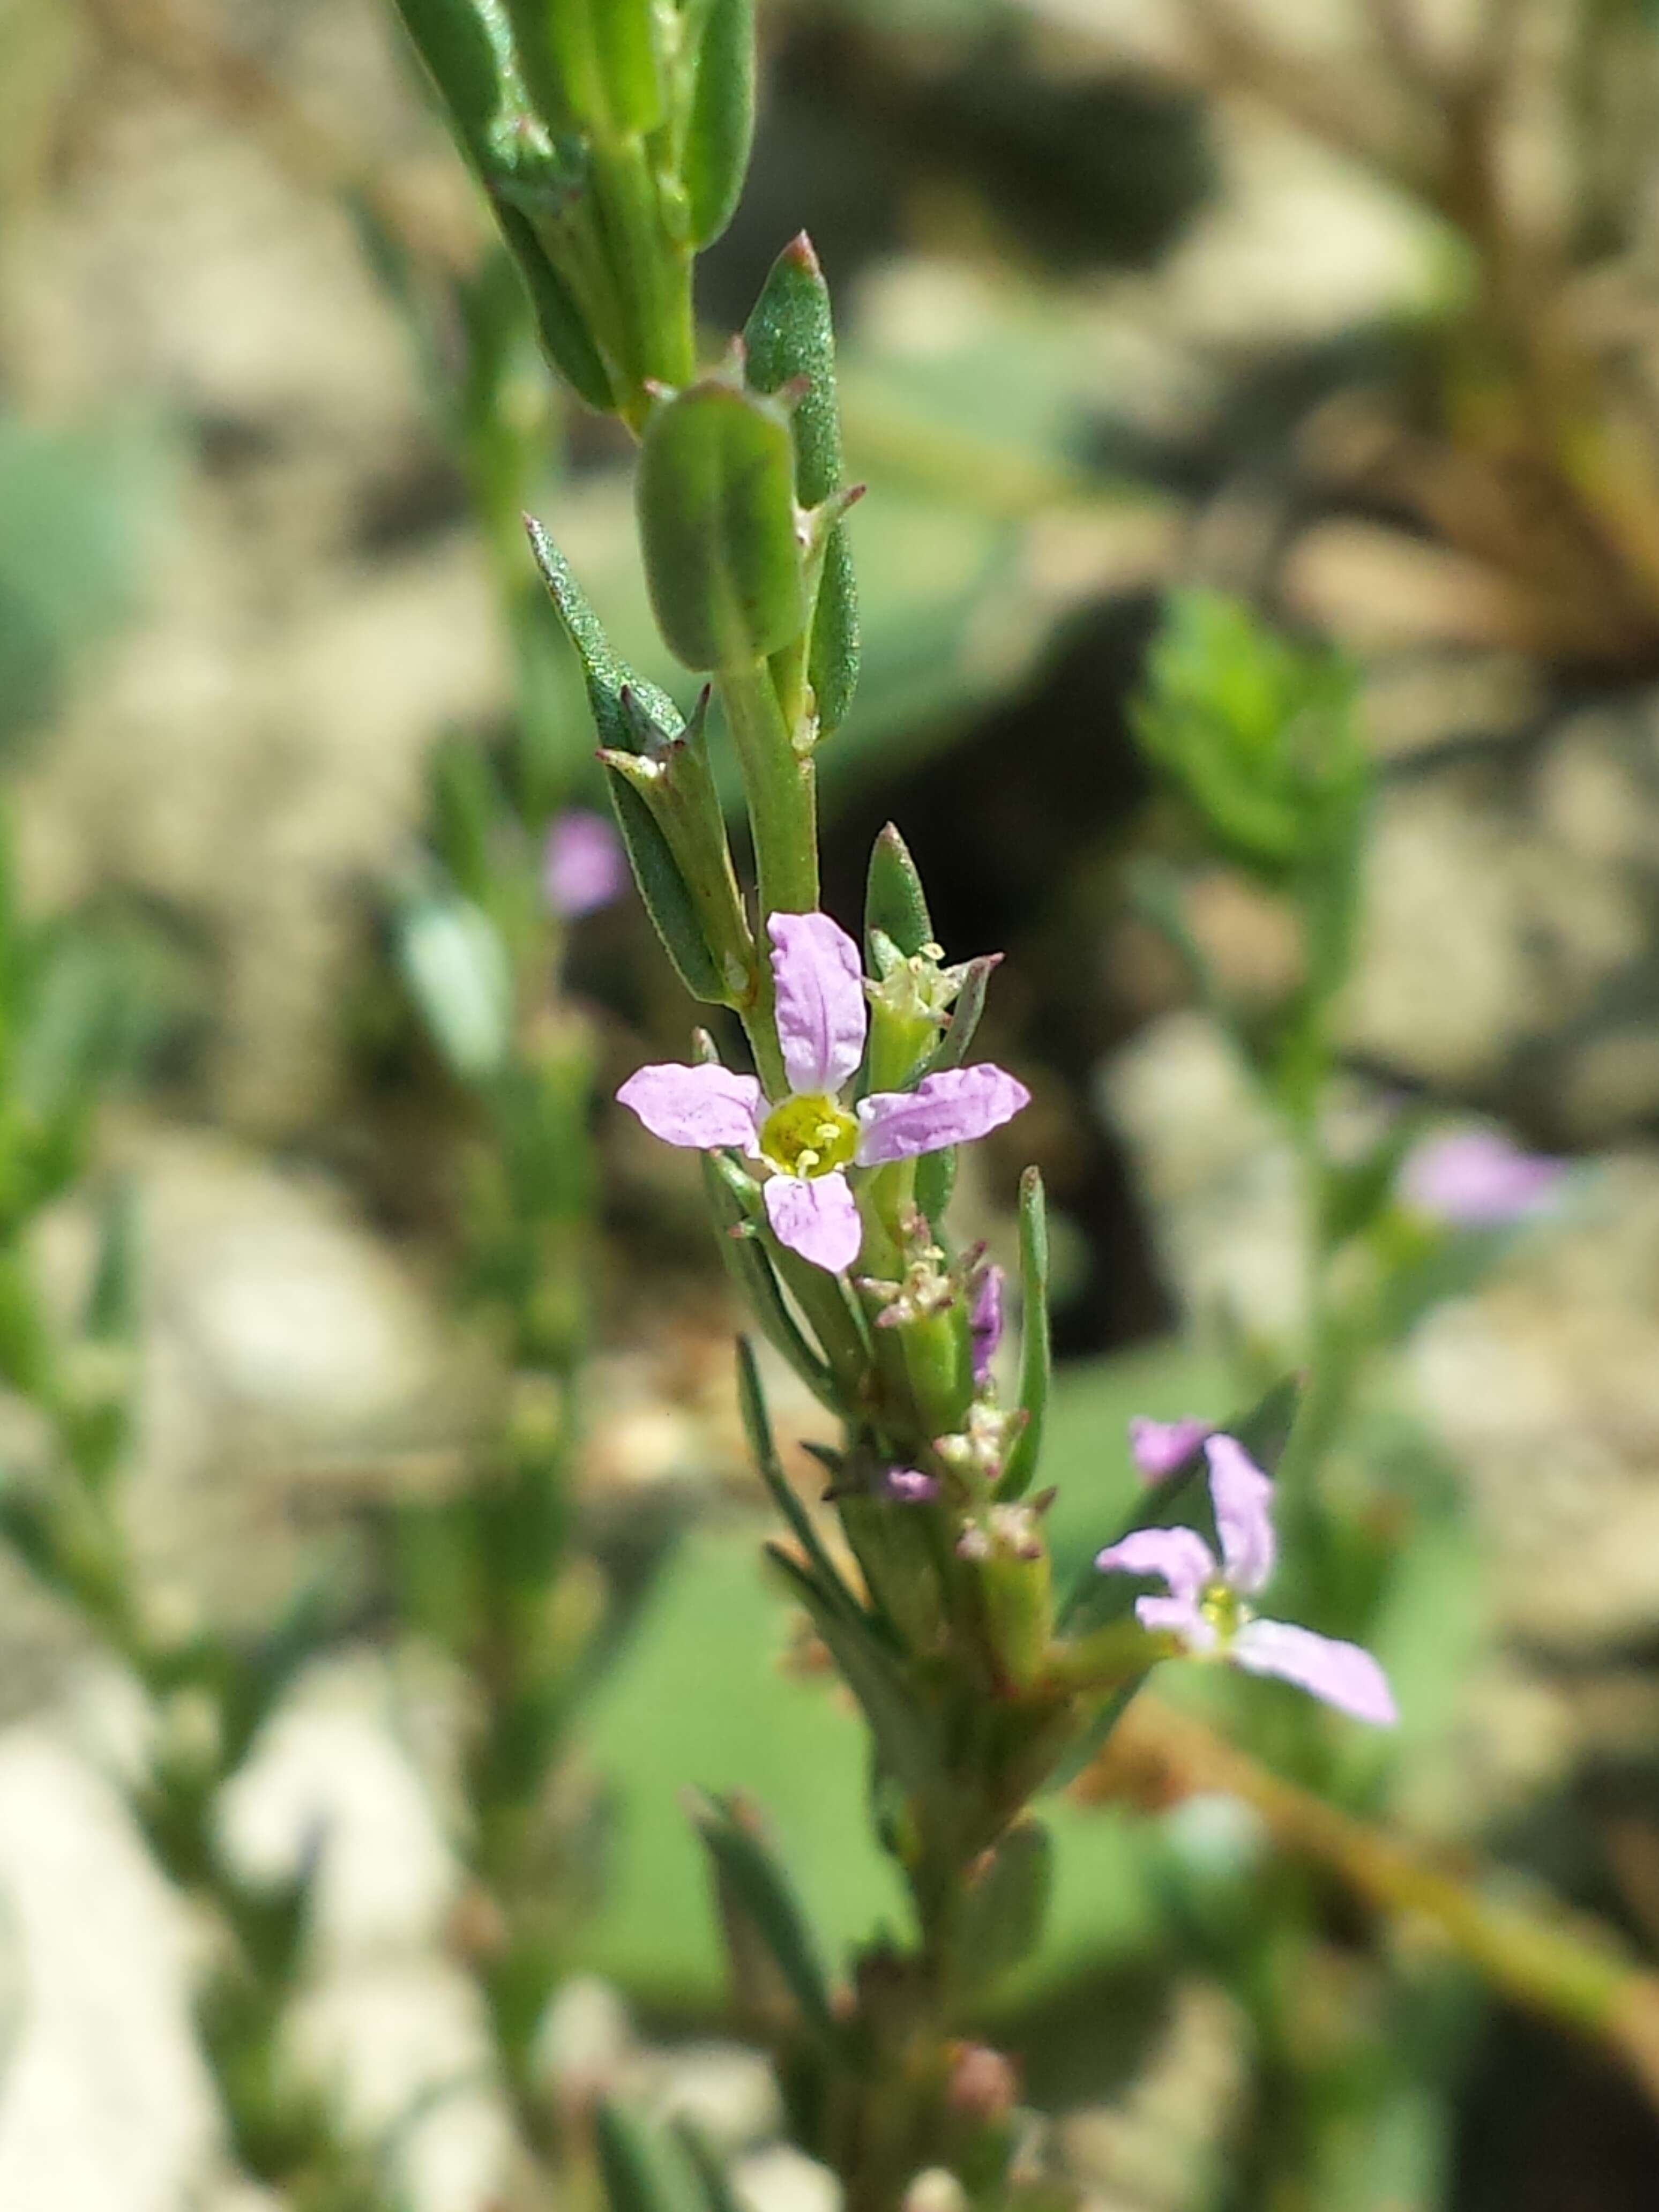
[616,911,1029,1274]
[543,808,627,918]
[1096,1435,1396,1725]
[887,1467,940,1502]
[1398,1127,1563,1226]
[969,1264,1004,1386]
[1128,1416,1210,1480]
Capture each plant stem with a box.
[1079,1695,1659,2112]
[717,660,820,923]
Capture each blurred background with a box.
[6,0,1659,2207]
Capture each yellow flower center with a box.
[759,1093,859,1180]
[1199,1580,1246,1646]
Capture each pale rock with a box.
[0,1732,217,2212]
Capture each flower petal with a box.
[1129,1416,1210,1482]
[764,1168,862,1273]
[970,1264,1004,1385]
[1095,1525,1215,1603]
[1135,1593,1214,1650]
[1231,1618,1397,1724]
[855,1065,1030,1165]
[1205,1434,1276,1596]
[617,1061,763,1152]
[769,912,867,1096]
[1399,1127,1564,1225]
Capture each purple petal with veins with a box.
[1399,1127,1565,1225]
[970,1265,1004,1385]
[769,913,866,1097]
[855,1065,1030,1165]
[543,808,627,918]
[1095,1524,1215,1604]
[764,1167,862,1273]
[617,1062,763,1152]
[1129,1416,1210,1481]
[1205,1435,1276,1595]
[1232,1618,1397,1724]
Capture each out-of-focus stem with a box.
[1078,1695,1659,2111]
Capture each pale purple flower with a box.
[616,911,1030,1274]
[969,1264,1004,1386]
[1399,1127,1563,1226]
[1129,1416,1210,1481]
[1095,1434,1396,1725]
[887,1467,939,1503]
[543,808,627,918]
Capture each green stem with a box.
[718,660,820,922]
[589,139,696,423]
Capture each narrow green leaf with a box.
[684,0,756,248]
[497,205,618,415]
[607,768,729,1003]
[594,2100,704,2212]
[688,1790,840,2043]
[672,2120,749,2212]
[743,233,858,732]
[925,954,999,1075]
[864,823,933,961]
[809,524,859,737]
[525,517,684,749]
[392,0,507,160]
[953,1819,1053,1996]
[637,382,805,670]
[766,1544,940,1798]
[732,1337,849,1592]
[997,1167,1050,1500]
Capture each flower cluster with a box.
[1098,1433,1396,1725]
[617,911,1029,1272]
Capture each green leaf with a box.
[496,204,618,415]
[742,234,858,733]
[953,1819,1053,1997]
[864,823,933,962]
[765,1544,941,1800]
[672,2121,749,2212]
[733,1337,853,1591]
[688,1791,840,2043]
[391,0,507,161]
[743,233,842,508]
[606,769,730,1003]
[809,523,860,738]
[504,0,664,135]
[926,953,998,1075]
[525,518,685,750]
[683,0,756,248]
[637,380,806,670]
[594,2101,705,2212]
[996,1168,1050,1500]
